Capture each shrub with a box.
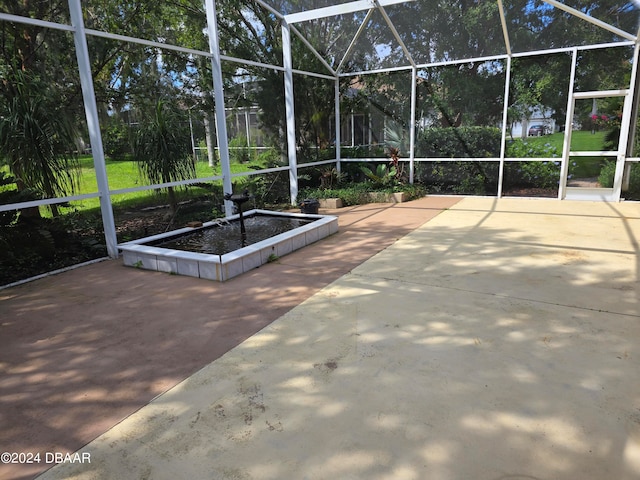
[299,181,426,206]
[414,127,501,195]
[599,161,640,200]
[416,161,498,195]
[506,139,560,159]
[300,183,371,206]
[102,121,132,159]
[340,145,385,158]
[360,163,398,189]
[256,147,283,167]
[228,136,254,163]
[416,126,501,158]
[598,160,616,188]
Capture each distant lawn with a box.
[2,130,616,214]
[71,156,268,211]
[523,130,607,152]
[2,154,271,215]
[517,130,611,177]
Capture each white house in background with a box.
[510,106,556,138]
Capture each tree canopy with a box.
[0,0,637,202]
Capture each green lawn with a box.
[524,130,607,152]
[1,130,615,214]
[70,156,268,211]
[523,130,611,178]
[0,155,271,216]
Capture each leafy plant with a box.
[0,171,39,226]
[360,163,398,189]
[228,135,254,163]
[416,126,501,158]
[503,161,560,190]
[598,161,616,188]
[300,181,426,206]
[506,139,560,159]
[598,161,640,200]
[300,183,371,206]
[318,166,345,189]
[0,70,80,218]
[102,120,132,159]
[133,100,195,214]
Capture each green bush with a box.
[228,136,254,163]
[599,161,640,200]
[416,161,498,195]
[416,126,501,158]
[505,139,560,159]
[340,145,385,158]
[501,161,559,191]
[360,163,398,189]
[256,147,283,167]
[413,127,501,195]
[102,121,132,159]
[299,181,426,206]
[300,183,371,206]
[598,160,616,187]
[626,163,640,200]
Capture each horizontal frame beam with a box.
[339,41,636,77]
[543,0,637,42]
[284,0,413,24]
[573,89,629,98]
[0,12,74,31]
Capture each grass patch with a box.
[511,131,610,178]
[520,130,607,153]
[64,156,270,212]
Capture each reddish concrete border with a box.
[0,197,459,480]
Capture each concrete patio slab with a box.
[34,197,640,480]
[0,197,459,480]
[354,197,640,316]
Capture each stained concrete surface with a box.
[0,197,458,480]
[3,197,640,479]
[36,197,640,480]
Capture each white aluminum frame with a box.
[282,21,299,204]
[1,0,639,264]
[68,0,118,256]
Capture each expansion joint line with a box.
[349,273,640,319]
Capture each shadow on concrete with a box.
[33,198,640,480]
[0,197,459,480]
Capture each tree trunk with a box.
[167,186,178,214]
[204,114,215,167]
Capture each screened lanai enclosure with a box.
[1,1,639,280]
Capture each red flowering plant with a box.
[590,113,621,130]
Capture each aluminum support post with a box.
[204,0,234,216]
[409,67,417,184]
[559,49,578,200]
[68,0,118,257]
[613,42,640,200]
[335,79,342,173]
[498,56,512,198]
[282,21,299,205]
